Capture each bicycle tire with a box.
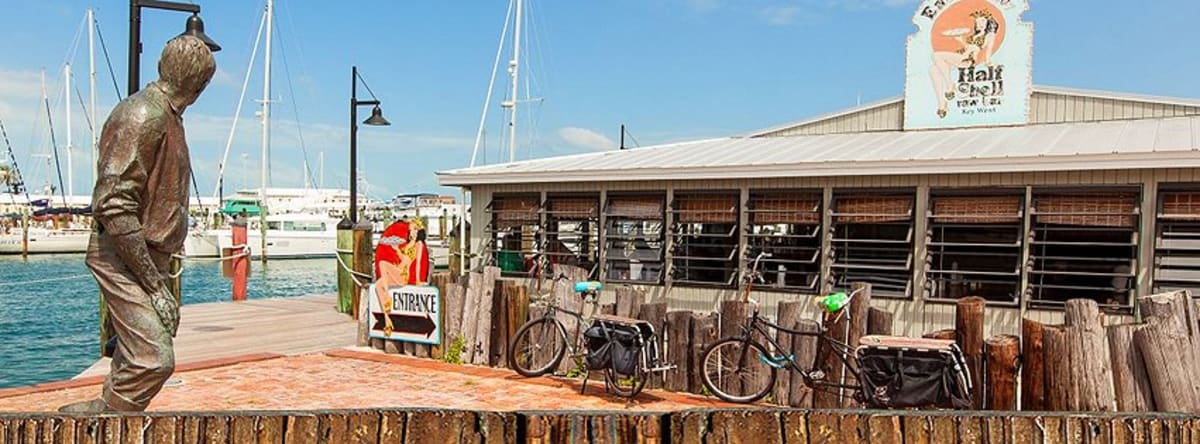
[700,338,777,403]
[508,316,568,377]
[604,364,648,398]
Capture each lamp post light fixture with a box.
[348,65,390,224]
[128,0,221,96]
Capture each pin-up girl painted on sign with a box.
[373,219,431,335]
[904,0,1030,130]
[929,1,1004,118]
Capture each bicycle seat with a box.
[574,281,603,293]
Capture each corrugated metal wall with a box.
[757,92,1200,137]
[466,167,1198,336]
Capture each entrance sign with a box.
[903,0,1032,130]
[368,284,441,345]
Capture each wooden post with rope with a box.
[351,220,375,321]
[336,218,355,315]
[227,217,249,301]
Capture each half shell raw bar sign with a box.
[368,284,441,345]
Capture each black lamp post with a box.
[128,0,221,96]
[348,66,390,224]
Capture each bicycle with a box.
[507,277,672,397]
[699,252,973,408]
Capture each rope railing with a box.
[335,251,374,288]
[0,273,93,287]
[167,245,251,278]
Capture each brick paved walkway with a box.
[0,348,733,412]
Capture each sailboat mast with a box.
[65,63,72,198]
[507,0,523,163]
[88,8,97,184]
[259,0,273,262]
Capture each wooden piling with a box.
[20,213,27,257]
[351,222,374,321]
[688,313,718,394]
[1043,326,1071,411]
[615,287,645,318]
[1107,323,1153,412]
[228,218,248,301]
[842,282,871,407]
[788,319,819,408]
[867,307,893,336]
[1135,320,1200,412]
[772,301,804,405]
[955,296,986,410]
[1020,318,1046,411]
[1063,299,1116,411]
[814,298,850,409]
[167,256,182,304]
[335,218,355,315]
[984,334,1020,410]
[637,302,668,389]
[665,311,693,392]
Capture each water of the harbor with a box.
[0,255,336,389]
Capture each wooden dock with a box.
[77,294,356,378]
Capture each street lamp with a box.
[348,66,390,224]
[128,0,221,96]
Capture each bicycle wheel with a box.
[605,363,648,398]
[508,317,568,377]
[700,338,777,403]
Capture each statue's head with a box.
[157,35,216,109]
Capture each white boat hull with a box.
[0,229,90,254]
[184,229,221,258]
[217,229,336,259]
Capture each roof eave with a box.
[437,151,1200,187]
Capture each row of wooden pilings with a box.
[3,409,1199,443]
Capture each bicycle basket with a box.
[584,321,642,373]
[855,336,972,409]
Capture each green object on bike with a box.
[816,292,850,313]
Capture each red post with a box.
[230,217,249,301]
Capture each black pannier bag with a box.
[855,336,972,409]
[583,321,642,374]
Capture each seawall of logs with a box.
[3,409,1199,443]
[375,270,1200,414]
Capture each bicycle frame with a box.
[732,251,864,395]
[735,308,862,393]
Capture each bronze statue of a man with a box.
[59,35,215,413]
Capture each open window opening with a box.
[830,193,915,299]
[926,192,1024,304]
[604,194,665,284]
[1154,188,1200,296]
[1029,190,1139,309]
[487,194,541,277]
[543,194,600,279]
[745,191,822,292]
[670,192,739,287]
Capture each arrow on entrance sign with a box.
[371,312,437,337]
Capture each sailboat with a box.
[0,63,92,255]
[185,0,343,259]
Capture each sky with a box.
[0,0,1198,202]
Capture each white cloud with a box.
[558,127,617,152]
[762,6,804,25]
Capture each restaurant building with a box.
[438,0,1200,336]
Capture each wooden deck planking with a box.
[77,294,355,378]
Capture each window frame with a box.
[828,190,917,300]
[486,193,542,278]
[924,189,1026,306]
[1026,187,1141,311]
[668,191,741,288]
[602,193,666,285]
[1153,185,1200,297]
[745,189,823,293]
[542,193,601,280]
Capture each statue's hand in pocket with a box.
[150,286,180,337]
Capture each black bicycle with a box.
[508,279,672,397]
[699,253,973,408]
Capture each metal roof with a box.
[746,85,1200,138]
[438,115,1200,186]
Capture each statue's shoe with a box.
[57,399,111,413]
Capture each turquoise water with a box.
[0,255,336,389]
